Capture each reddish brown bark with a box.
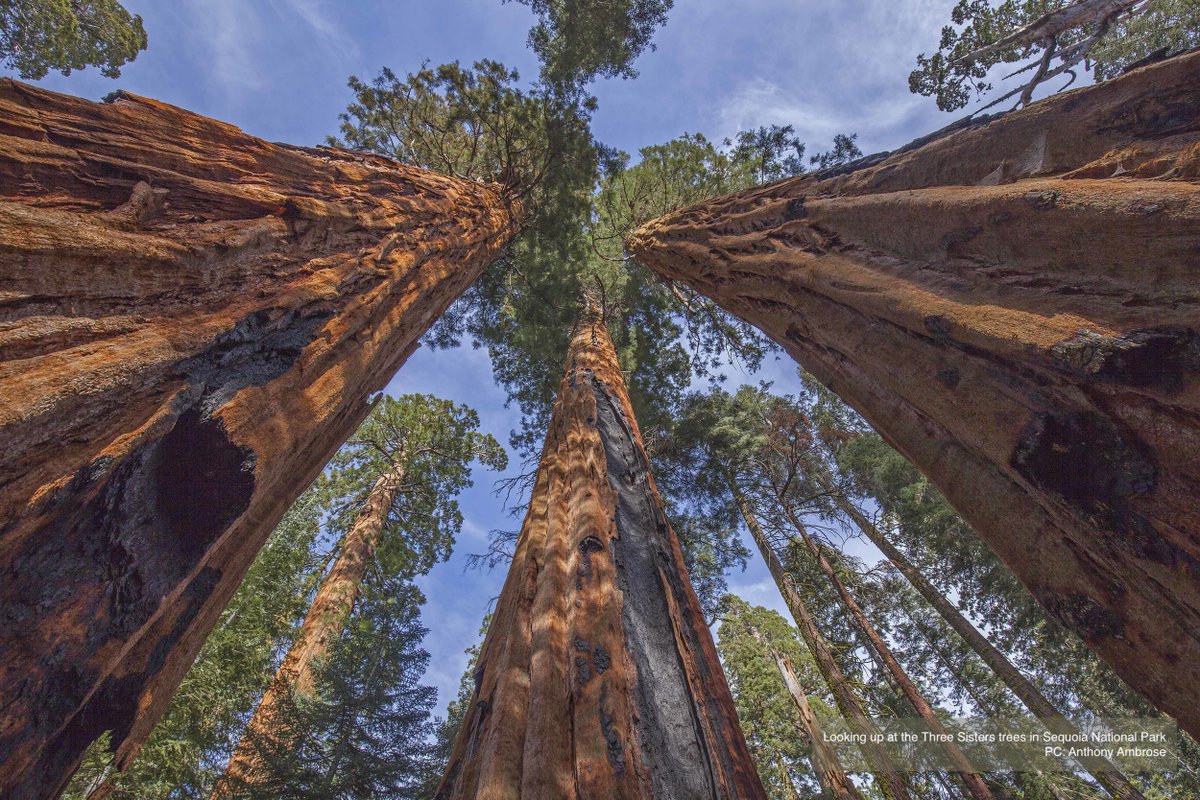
[629,51,1200,734]
[730,488,912,800]
[214,464,405,796]
[436,301,765,799]
[0,80,518,799]
[824,473,1146,800]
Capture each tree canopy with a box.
[0,0,146,79]
[911,0,1200,112]
[508,0,674,87]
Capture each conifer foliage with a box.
[0,0,147,78]
[65,396,505,799]
[910,0,1200,111]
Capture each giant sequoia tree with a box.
[436,298,766,799]
[629,50,1200,735]
[0,82,518,799]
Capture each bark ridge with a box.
[0,80,517,799]
[629,51,1200,735]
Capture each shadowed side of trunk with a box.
[0,80,518,800]
[435,302,766,800]
[629,50,1200,735]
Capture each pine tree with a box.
[811,459,1147,800]
[719,597,863,800]
[216,395,505,794]
[1,0,147,78]
[229,581,439,800]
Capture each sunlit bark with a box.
[630,50,1200,734]
[436,300,766,799]
[0,80,518,799]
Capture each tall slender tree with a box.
[215,395,504,795]
[719,597,864,800]
[733,493,913,800]
[228,580,440,800]
[812,465,1146,800]
[436,297,766,799]
[655,386,912,799]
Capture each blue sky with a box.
[5,0,971,719]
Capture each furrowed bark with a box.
[777,504,995,800]
[729,486,912,800]
[744,619,863,800]
[435,301,765,799]
[0,80,518,799]
[213,463,405,796]
[824,473,1146,800]
[629,50,1200,733]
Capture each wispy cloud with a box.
[268,0,359,65]
[181,0,267,96]
[716,77,932,154]
[701,0,959,153]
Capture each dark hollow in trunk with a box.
[0,80,518,799]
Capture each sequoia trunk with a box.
[823,473,1146,800]
[214,463,405,795]
[0,81,518,799]
[435,301,765,799]
[629,50,1200,733]
[729,487,912,800]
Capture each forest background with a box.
[2,0,963,711]
[9,1,1197,797]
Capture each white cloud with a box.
[181,0,267,95]
[269,0,359,65]
[698,0,961,153]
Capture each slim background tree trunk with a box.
[0,80,518,800]
[213,463,405,795]
[436,301,765,799]
[746,619,864,800]
[777,502,995,800]
[823,472,1146,800]
[630,50,1200,734]
[729,484,912,800]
